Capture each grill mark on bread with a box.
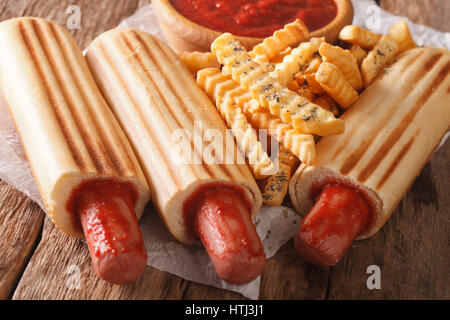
[357,60,450,183]
[376,129,419,189]
[32,20,108,173]
[135,33,218,178]
[133,31,239,181]
[37,20,122,176]
[339,52,441,176]
[154,35,252,181]
[94,42,177,195]
[423,52,443,71]
[150,37,234,178]
[118,32,206,180]
[147,34,247,181]
[399,50,424,72]
[18,20,88,171]
[88,46,173,199]
[332,50,425,161]
[50,23,139,177]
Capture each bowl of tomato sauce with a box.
[152,0,353,53]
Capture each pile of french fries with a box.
[180,19,416,206]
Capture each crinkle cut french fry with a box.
[304,73,325,94]
[350,44,368,65]
[270,47,292,64]
[270,37,324,86]
[388,20,416,54]
[303,56,322,75]
[300,56,324,94]
[243,103,316,165]
[250,19,309,63]
[319,42,363,91]
[211,33,344,136]
[261,146,298,206]
[313,94,340,116]
[287,79,301,91]
[296,83,316,101]
[224,97,276,179]
[196,68,316,165]
[295,72,306,86]
[361,35,399,88]
[339,25,382,49]
[196,68,275,178]
[179,51,219,74]
[259,61,276,73]
[315,62,359,109]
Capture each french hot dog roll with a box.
[0,18,151,284]
[289,47,450,266]
[86,29,265,284]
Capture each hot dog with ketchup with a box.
[75,181,148,283]
[290,47,450,266]
[0,18,151,284]
[190,186,265,284]
[85,29,266,284]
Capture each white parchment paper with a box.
[0,0,448,299]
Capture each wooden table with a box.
[0,0,448,300]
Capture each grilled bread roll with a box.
[86,28,262,246]
[289,47,450,239]
[0,18,150,238]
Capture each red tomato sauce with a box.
[183,182,253,238]
[66,179,138,234]
[310,178,377,235]
[170,0,338,38]
[301,184,370,245]
[193,187,263,257]
[76,181,144,258]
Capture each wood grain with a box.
[13,217,195,300]
[380,0,450,32]
[0,0,150,49]
[0,0,448,300]
[0,183,43,300]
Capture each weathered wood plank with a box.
[380,0,450,33]
[259,242,330,299]
[13,216,191,299]
[0,0,148,49]
[0,182,44,300]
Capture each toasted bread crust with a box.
[0,18,150,237]
[290,47,450,239]
[86,29,262,245]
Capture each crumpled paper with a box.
[0,0,448,299]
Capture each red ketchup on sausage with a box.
[187,185,266,284]
[295,184,371,266]
[74,181,147,284]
